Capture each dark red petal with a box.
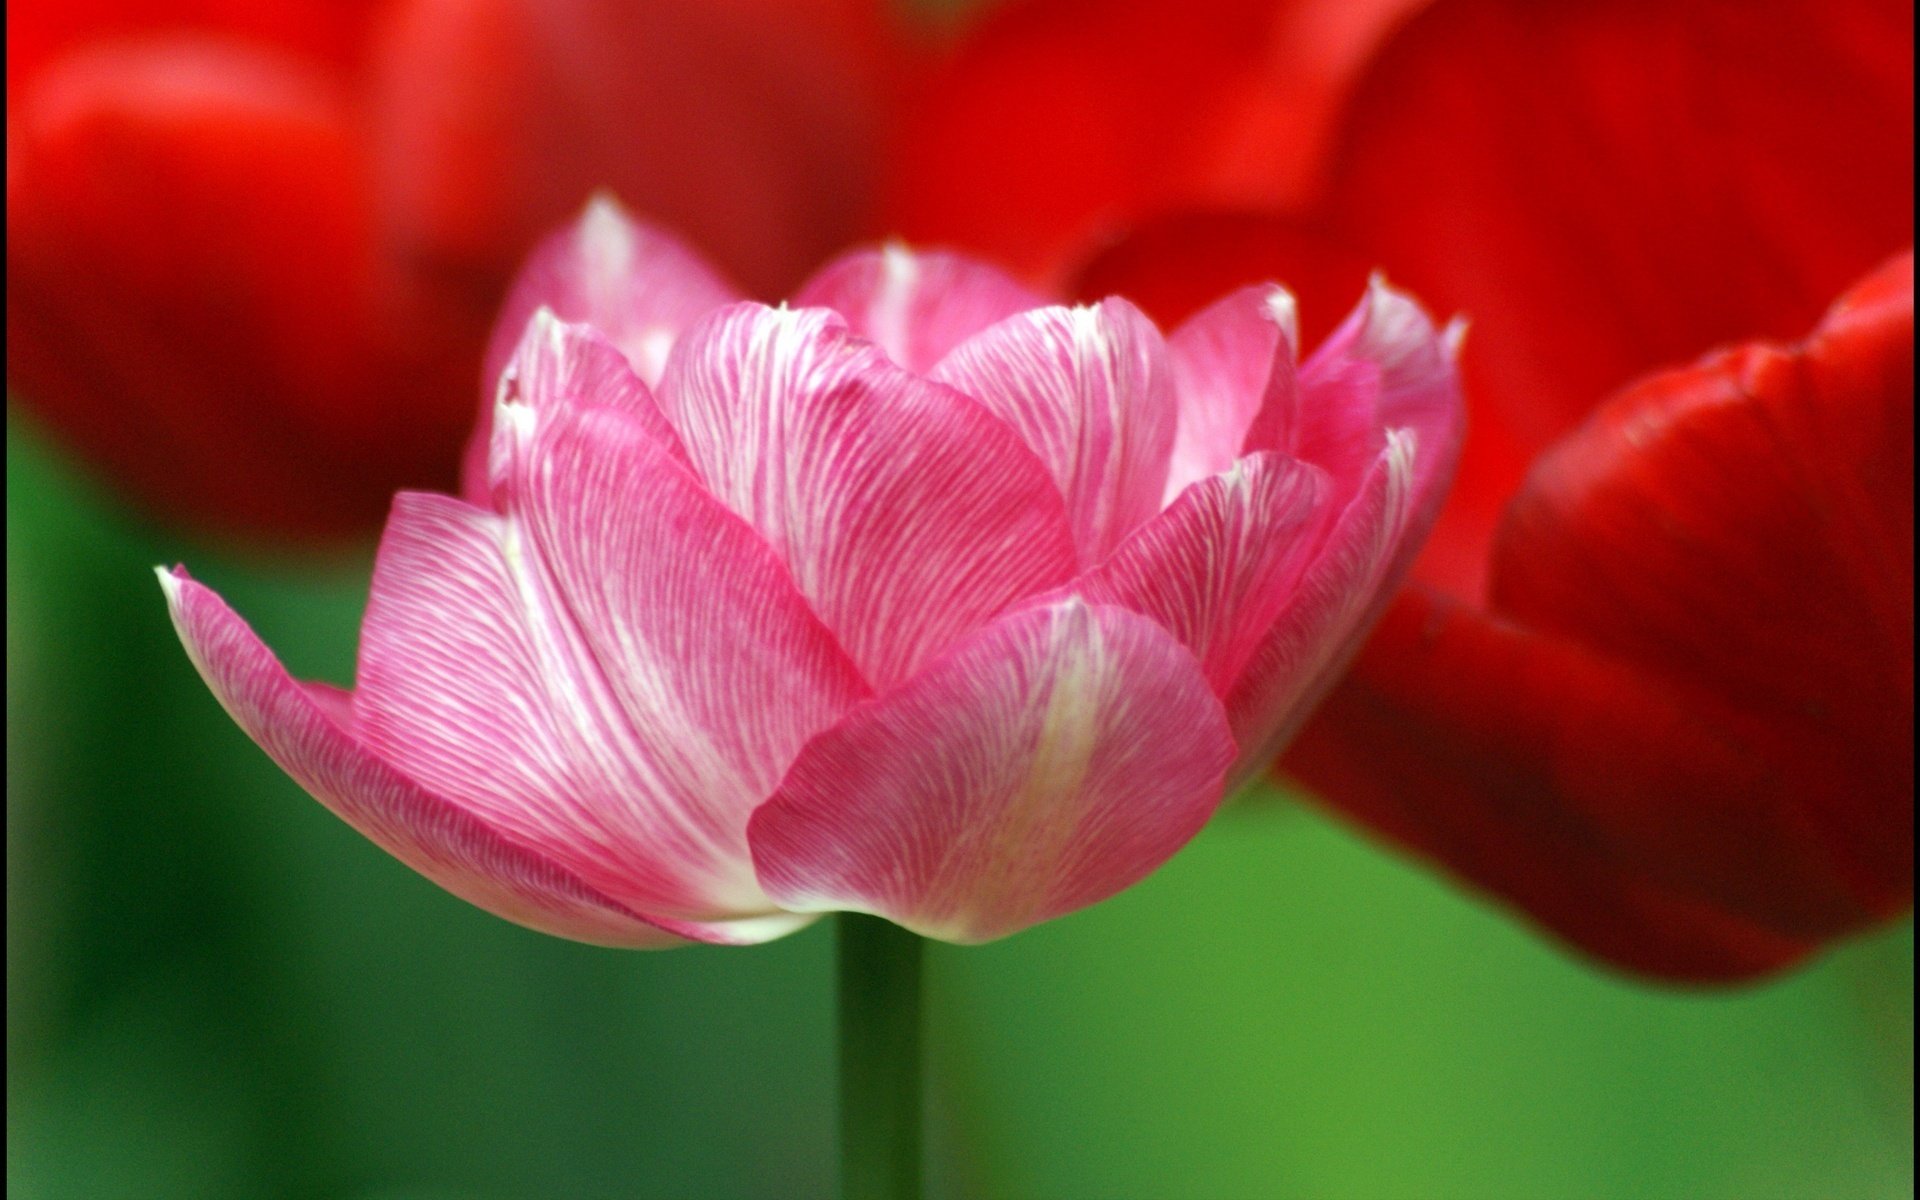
[6,40,482,540]
[1282,587,1818,983]
[1284,253,1915,979]
[1491,250,1915,933]
[884,0,1425,281]
[1320,0,1914,590]
[367,0,905,301]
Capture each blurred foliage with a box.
[8,417,1913,1199]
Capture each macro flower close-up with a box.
[161,199,1463,947]
[9,0,1913,1197]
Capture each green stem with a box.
[837,912,924,1200]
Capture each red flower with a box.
[886,0,1915,979]
[7,0,912,541]
[885,0,1429,281]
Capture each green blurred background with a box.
[8,415,1913,1199]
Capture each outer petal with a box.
[354,402,868,928]
[1162,284,1299,499]
[1078,451,1329,695]
[748,599,1237,942]
[161,568,695,948]
[1224,431,1417,779]
[462,307,688,503]
[655,303,1079,688]
[791,244,1050,374]
[930,298,1179,564]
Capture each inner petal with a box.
[792,243,1049,374]
[654,302,1079,689]
[930,297,1179,566]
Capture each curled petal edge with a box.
[158,567,814,948]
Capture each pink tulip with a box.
[162,199,1463,946]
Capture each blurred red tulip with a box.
[7,0,912,542]
[887,0,1915,979]
[884,0,1432,280]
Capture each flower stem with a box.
[837,912,923,1200]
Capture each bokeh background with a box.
[8,406,1913,1198]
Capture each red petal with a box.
[1068,0,1913,600]
[1284,252,1915,979]
[1491,251,1915,933]
[1281,587,1819,982]
[7,0,378,101]
[884,0,1425,281]
[6,40,483,540]
[1320,0,1914,592]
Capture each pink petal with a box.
[791,244,1049,374]
[482,194,744,393]
[1163,284,1301,499]
[355,402,869,927]
[159,567,783,948]
[930,298,1179,564]
[1273,275,1464,521]
[463,309,689,503]
[1078,451,1331,696]
[654,302,1079,688]
[1224,431,1419,780]
[748,599,1237,943]
[461,197,742,503]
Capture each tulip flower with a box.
[884,0,1431,281]
[162,200,1463,947]
[7,0,907,541]
[885,0,1915,978]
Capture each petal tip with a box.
[578,189,636,240]
[1264,286,1301,353]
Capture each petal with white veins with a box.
[483,193,743,394]
[1225,431,1420,781]
[159,568,775,947]
[1079,451,1331,697]
[464,309,688,503]
[1163,284,1300,500]
[655,302,1079,689]
[355,401,869,927]
[748,599,1237,943]
[931,298,1179,565]
[1279,275,1463,525]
